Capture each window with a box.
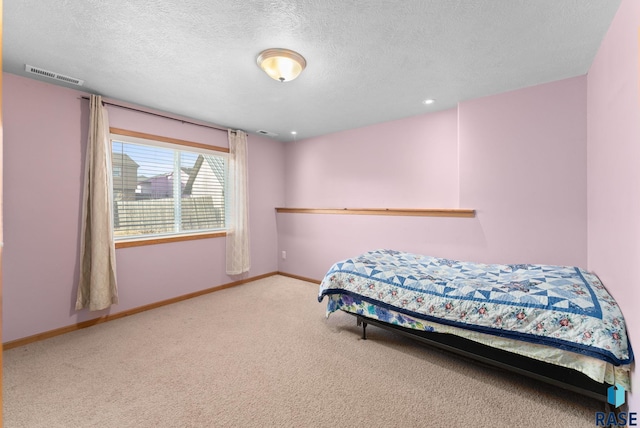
[110,132,227,240]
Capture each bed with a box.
[318,249,634,403]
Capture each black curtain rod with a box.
[80,96,234,133]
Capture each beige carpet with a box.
[3,275,601,427]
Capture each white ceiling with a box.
[3,1,621,142]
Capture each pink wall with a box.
[285,109,459,208]
[279,109,465,279]
[279,76,588,280]
[587,0,639,412]
[3,73,284,342]
[458,76,587,266]
[278,109,464,279]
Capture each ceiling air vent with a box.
[25,64,84,86]
[256,130,278,137]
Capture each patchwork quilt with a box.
[318,249,634,366]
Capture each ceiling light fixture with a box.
[257,48,306,82]
[423,99,435,105]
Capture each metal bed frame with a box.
[349,312,615,407]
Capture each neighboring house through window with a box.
[111,155,137,201]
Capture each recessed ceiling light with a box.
[423,99,435,105]
[291,131,297,135]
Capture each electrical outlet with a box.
[281,251,287,260]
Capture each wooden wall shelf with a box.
[275,208,475,218]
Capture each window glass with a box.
[111,134,227,239]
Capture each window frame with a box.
[109,128,230,248]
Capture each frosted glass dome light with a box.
[257,48,306,82]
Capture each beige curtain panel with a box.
[76,95,119,311]
[226,130,250,275]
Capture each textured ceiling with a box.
[3,1,621,142]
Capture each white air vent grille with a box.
[256,130,278,137]
[25,64,84,86]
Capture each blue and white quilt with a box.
[318,249,634,366]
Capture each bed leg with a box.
[603,402,613,428]
[603,401,626,428]
[355,316,367,339]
